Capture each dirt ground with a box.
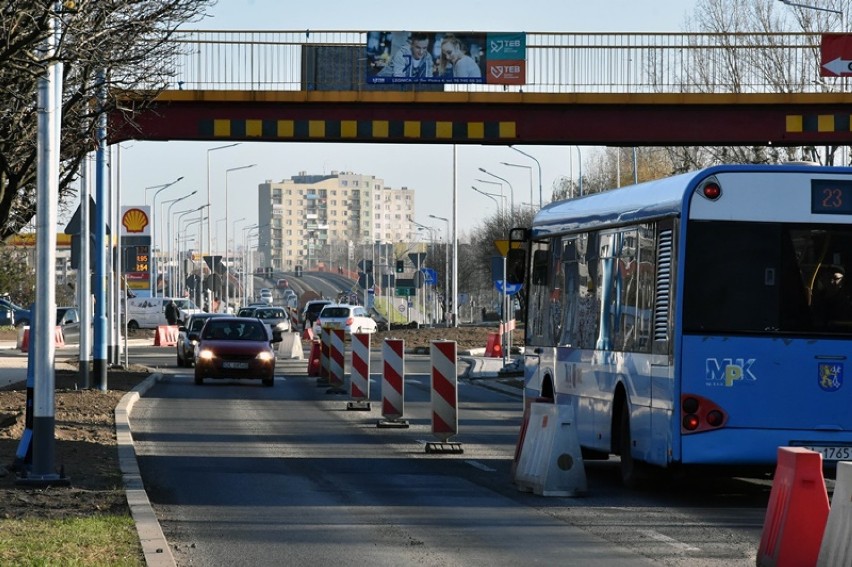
[0,324,521,521]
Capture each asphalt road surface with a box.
[126,348,773,567]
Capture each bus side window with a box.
[507,249,526,285]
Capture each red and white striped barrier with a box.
[348,332,371,411]
[327,328,346,394]
[426,341,462,453]
[318,326,330,386]
[378,338,408,428]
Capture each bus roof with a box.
[529,163,849,238]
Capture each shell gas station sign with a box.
[121,206,152,290]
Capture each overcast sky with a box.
[113,0,700,249]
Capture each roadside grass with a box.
[0,515,143,566]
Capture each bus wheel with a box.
[619,403,647,488]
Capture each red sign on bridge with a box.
[821,34,852,77]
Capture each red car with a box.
[194,317,281,387]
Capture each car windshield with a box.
[256,309,285,319]
[237,308,256,317]
[307,302,330,314]
[320,307,351,318]
[175,299,197,310]
[202,320,267,341]
[189,317,211,332]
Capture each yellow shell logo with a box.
[122,208,149,233]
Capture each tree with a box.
[0,0,214,241]
[0,248,36,307]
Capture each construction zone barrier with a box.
[307,340,321,376]
[348,332,371,411]
[317,327,330,386]
[277,332,303,359]
[378,338,408,428]
[19,326,65,353]
[426,341,462,454]
[485,331,502,358]
[513,402,586,497]
[301,326,314,341]
[327,328,346,394]
[818,460,852,566]
[153,325,179,347]
[757,447,830,567]
[512,396,552,478]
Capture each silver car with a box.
[253,306,292,334]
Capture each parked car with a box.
[301,299,332,330]
[0,296,31,328]
[313,303,377,336]
[194,317,281,386]
[56,306,80,344]
[123,296,203,330]
[253,306,292,334]
[176,313,228,367]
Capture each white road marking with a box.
[465,460,497,472]
[637,529,701,552]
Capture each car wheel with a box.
[262,375,274,387]
[127,320,139,332]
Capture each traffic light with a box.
[395,259,404,273]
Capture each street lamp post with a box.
[778,0,844,28]
[574,146,584,197]
[224,164,256,312]
[478,167,515,214]
[475,178,507,216]
[206,143,240,271]
[428,214,450,328]
[500,161,534,211]
[509,146,543,209]
[148,176,184,295]
[164,192,198,296]
[178,215,207,297]
[471,185,504,215]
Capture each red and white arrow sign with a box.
[821,34,852,77]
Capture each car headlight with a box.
[275,322,289,330]
[198,349,214,360]
[190,339,198,346]
[256,351,274,362]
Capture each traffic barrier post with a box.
[307,340,321,376]
[485,332,502,358]
[378,338,408,428]
[818,460,852,566]
[426,341,462,454]
[317,326,330,387]
[347,332,371,411]
[326,328,346,394]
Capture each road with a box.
[125,346,770,566]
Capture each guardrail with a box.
[163,30,835,94]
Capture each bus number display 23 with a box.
[812,179,852,214]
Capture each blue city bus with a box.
[510,164,852,486]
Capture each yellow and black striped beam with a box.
[200,118,517,141]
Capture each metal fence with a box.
[163,30,835,94]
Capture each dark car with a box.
[301,299,332,330]
[194,316,281,386]
[176,312,228,367]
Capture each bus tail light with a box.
[681,394,728,434]
[697,176,722,201]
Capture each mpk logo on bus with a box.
[705,358,757,387]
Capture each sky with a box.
[114,0,701,252]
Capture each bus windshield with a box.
[683,221,852,335]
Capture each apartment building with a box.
[257,171,415,271]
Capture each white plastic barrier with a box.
[818,460,852,566]
[514,402,586,497]
[277,332,303,359]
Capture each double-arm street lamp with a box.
[173,205,207,295]
[164,192,198,296]
[148,176,184,295]
[471,185,504,216]
[478,168,514,214]
[224,164,256,310]
[206,143,240,263]
[428,214,451,328]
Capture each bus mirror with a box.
[506,249,526,284]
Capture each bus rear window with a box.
[683,221,852,335]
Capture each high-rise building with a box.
[257,171,415,272]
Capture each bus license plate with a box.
[802,446,852,461]
[223,361,249,369]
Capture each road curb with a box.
[116,373,176,567]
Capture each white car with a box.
[258,288,274,305]
[313,304,377,335]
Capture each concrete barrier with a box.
[277,332,303,359]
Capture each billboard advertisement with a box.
[366,31,525,85]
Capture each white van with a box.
[123,297,203,330]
